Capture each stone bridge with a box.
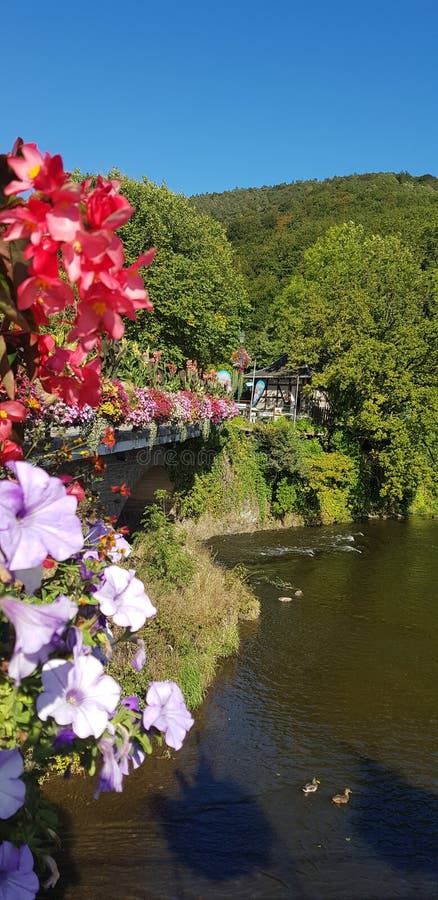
[55,423,216,529]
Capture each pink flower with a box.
[84,177,134,230]
[38,349,102,407]
[0,197,50,244]
[59,476,86,503]
[93,566,156,632]
[0,440,23,464]
[62,229,114,286]
[25,234,59,278]
[0,594,77,685]
[17,276,74,319]
[143,681,194,750]
[37,654,121,739]
[4,141,66,196]
[0,461,84,571]
[4,142,45,195]
[68,287,127,347]
[45,186,81,242]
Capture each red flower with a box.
[0,440,24,464]
[59,475,86,502]
[102,428,116,448]
[110,483,131,497]
[0,401,27,441]
[91,453,106,474]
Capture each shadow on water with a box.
[42,800,79,899]
[350,753,438,877]
[153,747,275,883]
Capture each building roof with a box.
[251,355,311,379]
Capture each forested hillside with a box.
[191,172,438,357]
[191,173,438,515]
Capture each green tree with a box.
[192,171,438,361]
[117,177,248,367]
[280,223,437,511]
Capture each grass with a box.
[109,522,259,710]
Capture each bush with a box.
[114,528,259,709]
[271,477,298,518]
[176,420,269,524]
[135,504,195,587]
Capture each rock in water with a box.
[278,596,293,603]
[294,589,303,598]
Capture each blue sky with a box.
[3,0,437,195]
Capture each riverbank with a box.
[109,414,436,708]
[109,507,259,710]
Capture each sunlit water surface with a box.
[48,519,438,899]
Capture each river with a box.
[48,519,438,899]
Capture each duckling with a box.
[331,788,352,805]
[302,777,320,794]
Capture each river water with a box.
[48,519,438,899]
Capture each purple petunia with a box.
[36,653,121,739]
[0,750,25,819]
[121,696,140,715]
[131,639,146,672]
[93,566,156,632]
[95,737,123,796]
[85,521,132,563]
[95,730,145,798]
[142,681,194,751]
[0,594,77,685]
[0,841,39,899]
[0,462,84,572]
[52,728,76,751]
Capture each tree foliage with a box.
[191,172,438,358]
[277,224,437,510]
[116,176,248,367]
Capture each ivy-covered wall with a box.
[168,418,364,530]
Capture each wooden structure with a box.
[238,355,310,419]
[238,355,330,424]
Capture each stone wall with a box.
[68,423,203,519]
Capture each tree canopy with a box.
[117,176,248,367]
[191,172,438,359]
[273,223,437,510]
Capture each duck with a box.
[331,788,352,805]
[302,777,320,794]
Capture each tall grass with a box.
[109,511,259,709]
